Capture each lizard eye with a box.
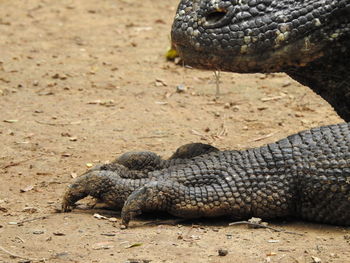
[206,10,227,25]
[203,6,237,29]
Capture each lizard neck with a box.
[286,36,350,122]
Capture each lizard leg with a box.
[62,168,148,212]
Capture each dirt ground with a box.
[0,0,349,262]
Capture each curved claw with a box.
[61,175,91,212]
[61,170,122,212]
[121,182,162,228]
[121,186,148,228]
[61,198,72,212]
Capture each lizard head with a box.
[171,0,350,73]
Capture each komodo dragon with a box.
[62,0,350,227]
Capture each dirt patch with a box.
[0,0,348,262]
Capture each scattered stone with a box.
[52,73,67,80]
[189,235,201,240]
[232,105,240,112]
[218,248,228,256]
[282,81,292,87]
[176,84,186,93]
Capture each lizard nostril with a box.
[205,10,227,25]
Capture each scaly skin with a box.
[62,123,350,228]
[171,0,350,121]
[62,143,219,210]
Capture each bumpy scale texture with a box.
[171,0,350,121]
[62,124,350,227]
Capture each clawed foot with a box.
[120,187,147,228]
[62,142,219,227]
[121,181,169,228]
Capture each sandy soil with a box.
[0,0,349,262]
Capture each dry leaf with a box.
[125,243,143,249]
[53,232,65,236]
[3,119,18,123]
[311,256,322,263]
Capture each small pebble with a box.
[176,84,186,93]
[218,248,228,256]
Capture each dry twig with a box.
[16,215,50,225]
[1,155,43,169]
[250,131,278,142]
[0,245,44,262]
[228,221,304,236]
